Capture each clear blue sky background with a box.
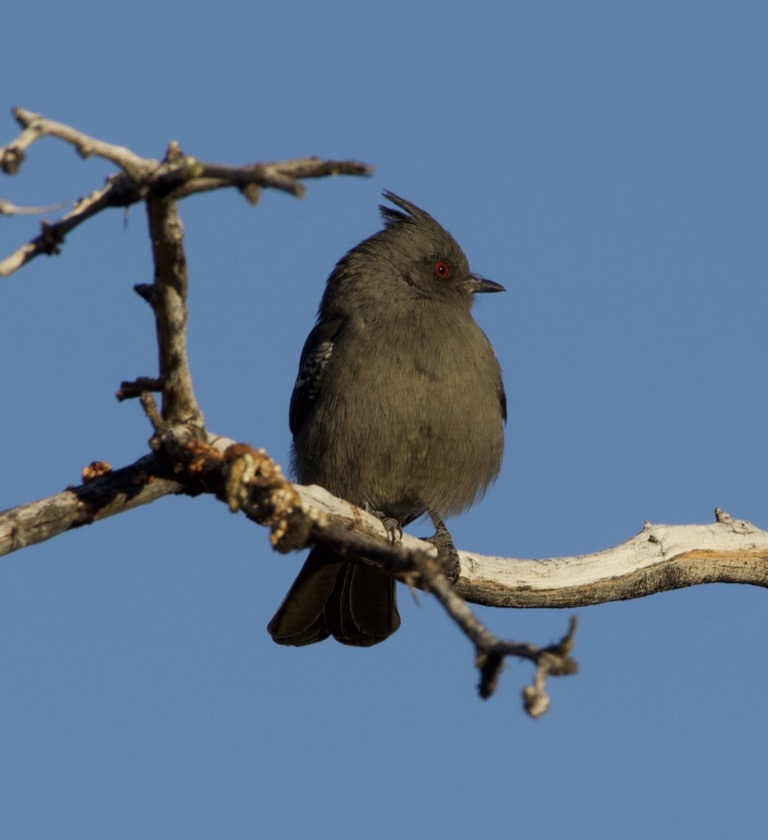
[2,2,768,838]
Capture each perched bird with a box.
[268,191,506,646]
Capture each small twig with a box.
[519,617,579,717]
[0,173,140,276]
[398,540,579,710]
[139,391,165,433]
[318,516,579,713]
[0,198,65,216]
[116,377,164,401]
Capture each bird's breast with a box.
[294,307,504,517]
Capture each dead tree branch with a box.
[0,107,372,277]
[2,431,765,709]
[0,435,582,711]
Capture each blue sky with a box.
[2,2,768,838]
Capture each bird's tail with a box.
[267,545,400,646]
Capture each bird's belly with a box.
[298,356,503,519]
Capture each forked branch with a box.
[0,107,372,277]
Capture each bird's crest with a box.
[379,191,442,233]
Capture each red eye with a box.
[434,260,450,278]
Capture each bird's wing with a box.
[499,380,508,424]
[289,317,343,437]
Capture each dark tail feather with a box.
[267,545,400,647]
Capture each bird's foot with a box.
[364,507,403,544]
[425,512,461,584]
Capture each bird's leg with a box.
[425,511,461,584]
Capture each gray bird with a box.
[267,191,506,646]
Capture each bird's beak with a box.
[469,275,505,294]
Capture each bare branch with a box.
[0,173,140,276]
[4,107,157,180]
[0,455,184,556]
[1,108,373,277]
[1,433,762,711]
[5,440,766,607]
[171,158,374,202]
[453,514,768,608]
[143,196,203,426]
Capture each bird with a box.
[267,191,506,646]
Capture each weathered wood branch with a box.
[456,508,768,607]
[1,435,761,711]
[0,108,373,277]
[2,445,765,607]
[0,456,183,556]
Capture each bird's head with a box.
[321,192,504,314]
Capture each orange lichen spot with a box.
[81,461,112,482]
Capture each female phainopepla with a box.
[268,191,505,646]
